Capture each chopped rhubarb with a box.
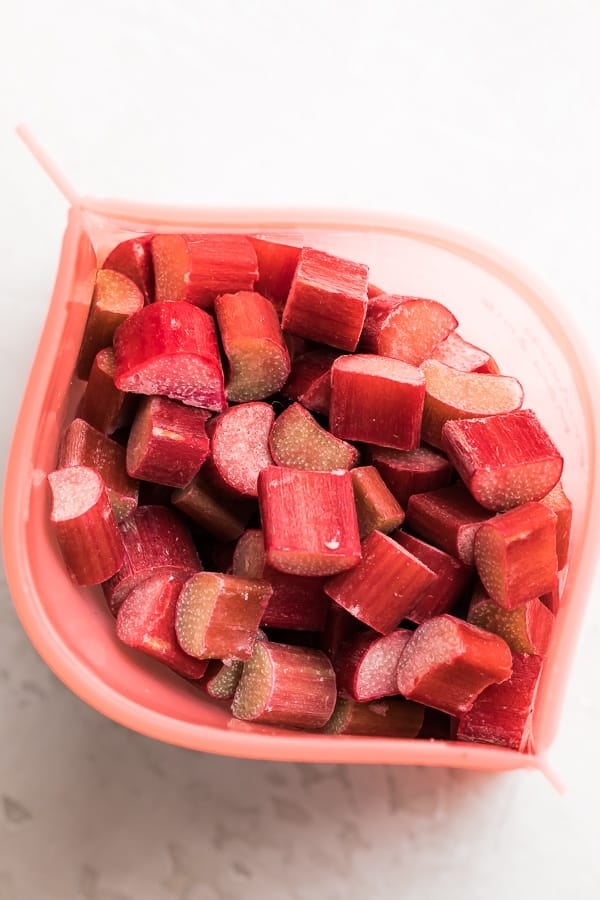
[367,445,453,507]
[215,291,290,401]
[281,349,338,416]
[113,301,226,411]
[283,333,311,361]
[270,402,358,472]
[421,359,524,448]
[540,578,561,615]
[441,410,563,511]
[258,467,361,576]
[202,659,244,699]
[351,466,405,538]
[249,237,301,312]
[393,531,474,623]
[320,602,365,662]
[405,483,492,565]
[325,530,437,634]
[431,331,500,374]
[281,247,368,351]
[474,502,558,608]
[330,354,425,450]
[152,233,258,308]
[175,573,271,660]
[457,653,543,751]
[334,628,412,701]
[367,282,385,298]
[103,505,201,614]
[103,234,154,302]
[48,466,125,586]
[396,614,513,716]
[116,573,207,679]
[58,418,138,522]
[468,587,554,656]
[126,397,210,487]
[540,481,572,569]
[231,641,336,728]
[360,294,457,366]
[323,697,424,737]
[171,473,254,542]
[77,348,137,435]
[210,402,274,497]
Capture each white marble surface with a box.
[2,1,600,897]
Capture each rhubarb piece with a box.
[172,473,254,541]
[396,614,513,716]
[421,360,524,448]
[270,402,358,472]
[58,418,138,522]
[281,349,338,416]
[323,697,424,737]
[231,641,336,728]
[405,483,492,565]
[258,467,361,576]
[283,333,311,361]
[335,629,413,701]
[77,348,137,435]
[540,481,572,569]
[202,659,244,699]
[431,331,500,375]
[474,502,558,608]
[116,573,207,679]
[103,235,154,302]
[457,653,543,751]
[215,291,290,401]
[351,466,405,538]
[540,578,561,615]
[103,506,201,614]
[210,403,274,497]
[232,529,328,631]
[152,233,258,308]
[175,573,271,661]
[126,396,210,487]
[367,282,385,298]
[113,302,226,411]
[249,237,301,311]
[441,410,563,511]
[468,588,554,656]
[48,466,124,586]
[360,294,457,366]
[321,602,364,662]
[281,247,368,351]
[325,531,437,634]
[76,270,145,380]
[330,354,425,450]
[393,531,474,623]
[367,445,453,507]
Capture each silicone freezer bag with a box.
[3,189,600,776]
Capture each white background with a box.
[1,2,600,898]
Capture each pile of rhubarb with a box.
[47,232,571,750]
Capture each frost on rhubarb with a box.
[270,402,358,472]
[335,629,412,701]
[211,403,275,497]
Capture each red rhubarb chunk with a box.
[281,349,338,416]
[210,402,274,498]
[215,291,290,401]
[103,234,154,302]
[249,238,301,312]
[392,531,474,623]
[48,466,125,586]
[113,301,226,411]
[231,641,336,729]
[325,530,437,634]
[335,628,413,701]
[457,653,543,751]
[367,445,453,507]
[323,697,424,737]
[430,331,500,374]
[281,247,368,351]
[360,294,457,366]
[116,573,207,679]
[202,659,245,700]
[126,396,210,487]
[77,348,137,435]
[351,466,405,539]
[270,402,359,472]
[330,354,425,451]
[175,573,271,661]
[320,602,365,663]
[258,467,361,576]
[171,472,254,541]
[540,481,572,570]
[152,233,258,308]
[396,614,513,716]
[405,483,492,565]
[103,506,201,614]
[421,359,524,448]
[474,502,558,608]
[441,410,563,511]
[468,587,554,656]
